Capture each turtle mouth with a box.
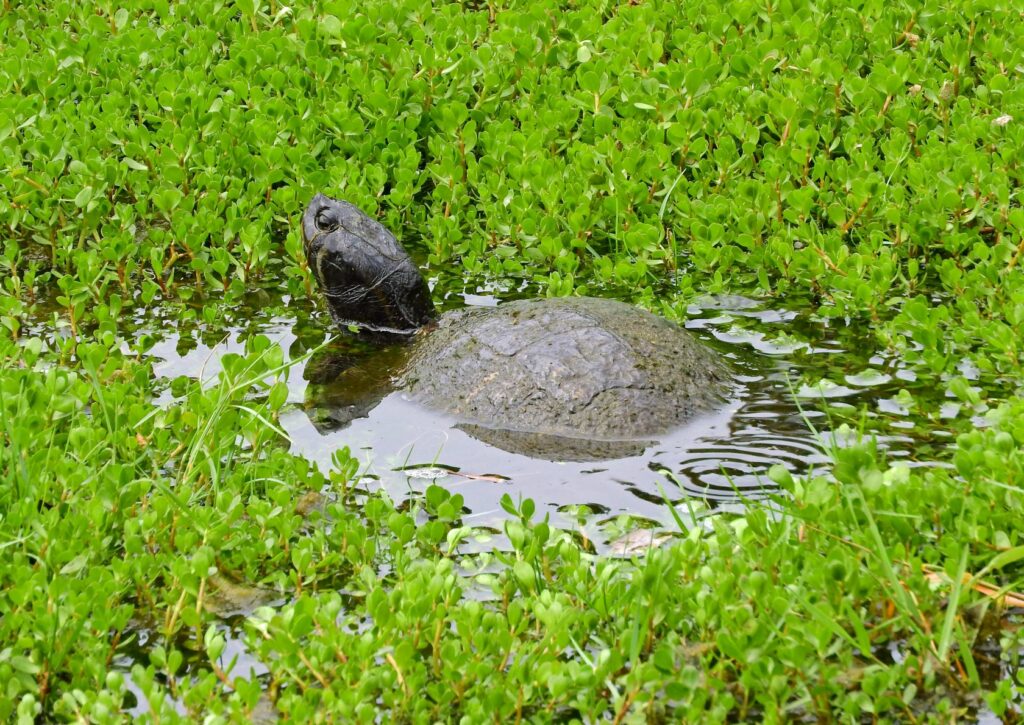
[303,233,326,288]
[332,317,422,337]
[303,225,325,253]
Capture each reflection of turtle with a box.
[301,194,729,461]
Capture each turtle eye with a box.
[315,208,338,232]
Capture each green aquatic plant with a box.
[1,0,1023,720]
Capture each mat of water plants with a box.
[1,0,1022,721]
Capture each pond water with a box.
[134,290,924,542]
[93,283,976,549]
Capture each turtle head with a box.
[302,194,436,335]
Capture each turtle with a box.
[301,193,730,461]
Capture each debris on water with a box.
[923,566,1024,608]
[205,573,282,617]
[608,528,675,557]
[398,465,458,480]
[294,490,326,516]
[394,463,510,483]
[451,471,511,484]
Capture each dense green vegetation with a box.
[1,0,1022,721]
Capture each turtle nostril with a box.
[315,208,338,232]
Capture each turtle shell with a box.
[400,296,728,445]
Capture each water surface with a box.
[128,289,959,543]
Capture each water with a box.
[18,283,990,522]
[136,293,842,535]
[119,288,976,541]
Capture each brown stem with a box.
[612,687,639,725]
[385,652,410,698]
[840,196,872,235]
[1006,237,1024,271]
[297,650,330,689]
[779,118,791,145]
[812,245,847,276]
